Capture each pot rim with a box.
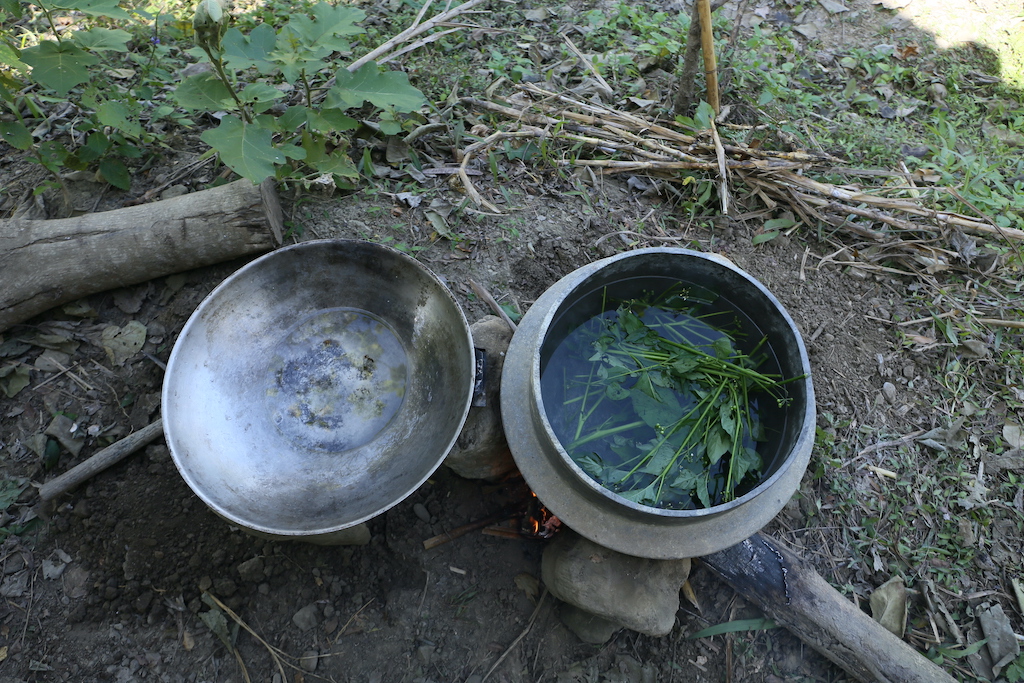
[534,248,807,518]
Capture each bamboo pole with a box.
[697,0,720,114]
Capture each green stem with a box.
[202,46,251,124]
[568,420,646,450]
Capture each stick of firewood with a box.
[39,419,164,502]
[701,533,957,683]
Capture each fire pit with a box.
[500,248,815,559]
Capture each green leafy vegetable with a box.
[543,284,798,509]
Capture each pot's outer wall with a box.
[501,248,816,559]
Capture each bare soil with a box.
[2,0,1022,682]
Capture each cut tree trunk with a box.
[0,178,283,334]
[702,533,957,683]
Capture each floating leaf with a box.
[20,41,99,95]
[200,115,285,184]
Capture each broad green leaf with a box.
[719,402,739,438]
[286,2,365,52]
[222,24,276,71]
[757,90,774,106]
[618,484,656,505]
[279,105,310,131]
[174,72,235,111]
[309,150,358,179]
[696,472,711,508]
[669,464,701,491]
[279,143,305,160]
[99,157,131,190]
[269,38,331,83]
[73,132,111,164]
[200,115,284,184]
[639,442,675,476]
[578,454,605,478]
[694,100,716,129]
[47,0,131,19]
[240,82,284,113]
[0,42,27,71]
[671,356,699,375]
[731,447,761,485]
[21,41,98,95]
[96,101,143,139]
[631,385,680,430]
[325,62,425,113]
[0,0,23,18]
[706,426,729,464]
[711,336,734,359]
[0,121,33,150]
[73,27,131,52]
[751,230,779,246]
[605,381,630,401]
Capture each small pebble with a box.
[299,651,319,673]
[882,382,897,404]
[413,503,431,523]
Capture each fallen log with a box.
[0,178,283,333]
[702,533,956,683]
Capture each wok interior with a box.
[163,241,474,534]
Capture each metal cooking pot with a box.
[162,239,475,541]
[501,248,815,559]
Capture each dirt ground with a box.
[2,0,1022,681]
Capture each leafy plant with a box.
[0,0,158,191]
[543,284,797,509]
[179,0,426,184]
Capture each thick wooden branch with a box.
[0,178,283,333]
[702,533,957,683]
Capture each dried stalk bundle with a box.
[459,83,1023,276]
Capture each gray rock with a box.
[292,603,320,631]
[542,530,691,637]
[557,603,621,644]
[445,316,516,480]
[413,503,431,523]
[299,651,319,673]
[881,381,897,404]
[237,557,266,583]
